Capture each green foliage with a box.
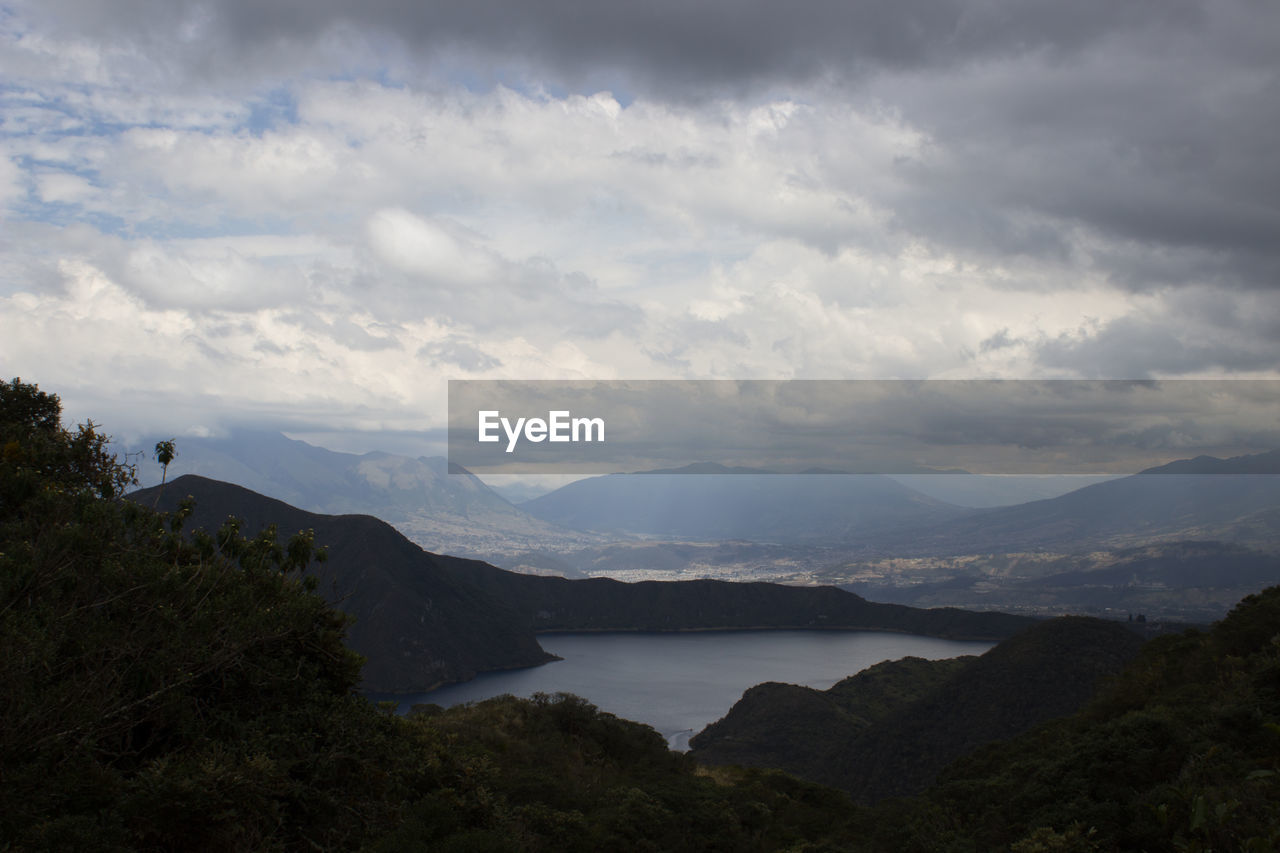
[0,380,870,851]
[1,377,135,507]
[0,380,383,849]
[153,439,175,470]
[152,438,176,506]
[694,617,1144,803]
[5,377,1279,852]
[693,656,972,776]
[870,585,1280,851]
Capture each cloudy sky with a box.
[2,0,1278,457]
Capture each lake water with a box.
[396,630,994,750]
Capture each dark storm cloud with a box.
[1035,306,1280,378]
[872,0,1280,290]
[28,0,1205,90]
[16,0,1280,303]
[1037,284,1280,377]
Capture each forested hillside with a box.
[130,475,1035,693]
[886,585,1280,851]
[691,617,1145,801]
[4,378,1278,851]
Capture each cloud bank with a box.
[1,0,1276,454]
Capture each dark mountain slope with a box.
[1141,449,1280,474]
[130,476,1036,693]
[129,476,555,693]
[894,451,1280,554]
[687,656,970,783]
[835,615,1144,801]
[434,560,1033,638]
[132,430,509,519]
[691,616,1144,801]
[128,430,594,556]
[894,585,1280,851]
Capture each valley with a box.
[9,380,1280,850]
[132,432,1280,622]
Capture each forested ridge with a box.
[3,378,1278,851]
[690,616,1147,802]
[126,474,1035,694]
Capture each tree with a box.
[0,379,879,852]
[153,438,176,506]
[0,378,381,849]
[0,376,134,512]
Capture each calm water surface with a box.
[398,631,993,750]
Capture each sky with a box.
[2,0,1278,460]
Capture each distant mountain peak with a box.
[124,430,595,558]
[632,462,777,475]
[521,463,965,543]
[1138,449,1280,475]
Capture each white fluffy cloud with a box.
[1,1,1277,449]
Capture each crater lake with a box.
[394,630,995,749]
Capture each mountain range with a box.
[128,475,1036,693]
[881,452,1280,556]
[842,539,1280,622]
[125,433,1280,623]
[17,378,1280,850]
[128,430,604,558]
[519,465,967,543]
[131,432,1280,559]
[522,453,1280,554]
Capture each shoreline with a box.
[377,626,997,699]
[533,624,1017,642]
